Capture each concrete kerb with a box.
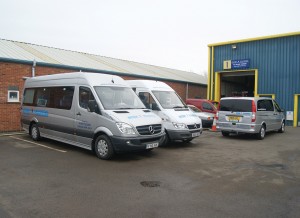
[0,131,26,137]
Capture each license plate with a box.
[192,132,201,137]
[146,142,159,149]
[228,116,241,122]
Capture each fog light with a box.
[126,141,130,144]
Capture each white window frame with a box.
[7,90,20,103]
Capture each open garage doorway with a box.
[221,72,255,98]
[214,70,258,102]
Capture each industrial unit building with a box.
[207,32,300,127]
[0,39,207,132]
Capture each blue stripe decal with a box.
[22,108,49,117]
[33,110,49,117]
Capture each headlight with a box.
[172,122,187,129]
[116,122,136,135]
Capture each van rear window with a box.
[220,99,252,112]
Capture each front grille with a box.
[187,124,201,130]
[136,124,162,135]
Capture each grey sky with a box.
[1,0,300,75]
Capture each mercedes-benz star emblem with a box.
[194,124,197,129]
[149,126,155,134]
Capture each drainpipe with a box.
[32,59,36,77]
[186,83,189,101]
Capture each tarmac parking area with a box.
[0,128,300,218]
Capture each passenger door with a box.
[257,99,275,130]
[138,91,160,112]
[273,100,283,129]
[75,86,100,148]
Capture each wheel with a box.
[278,122,285,133]
[30,123,41,141]
[221,131,230,137]
[94,135,114,160]
[256,125,266,140]
[161,131,170,146]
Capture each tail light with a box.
[215,112,219,120]
[251,100,256,122]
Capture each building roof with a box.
[0,39,207,85]
[208,31,300,47]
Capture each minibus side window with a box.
[35,88,50,107]
[26,87,74,109]
[23,89,35,106]
[79,87,95,110]
[53,87,74,110]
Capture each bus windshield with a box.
[94,86,146,110]
[152,91,187,109]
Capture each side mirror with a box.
[88,100,100,114]
[151,103,160,111]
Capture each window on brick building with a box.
[7,90,19,103]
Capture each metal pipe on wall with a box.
[32,59,36,77]
[186,83,189,100]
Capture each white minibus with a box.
[127,80,202,144]
[21,72,165,159]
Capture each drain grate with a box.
[140,181,161,187]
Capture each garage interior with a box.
[220,72,255,98]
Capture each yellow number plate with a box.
[228,116,241,122]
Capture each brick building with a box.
[0,39,207,132]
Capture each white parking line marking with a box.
[9,136,67,153]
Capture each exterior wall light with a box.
[232,44,237,49]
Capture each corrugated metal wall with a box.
[212,35,300,113]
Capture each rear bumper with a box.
[111,132,165,153]
[217,122,261,134]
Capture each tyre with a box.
[161,131,170,146]
[256,125,266,140]
[278,122,285,133]
[221,131,230,137]
[30,123,41,141]
[94,135,114,160]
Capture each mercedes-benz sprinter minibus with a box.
[21,72,165,159]
[127,80,202,144]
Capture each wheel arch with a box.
[92,127,114,151]
[29,117,39,135]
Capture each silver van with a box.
[216,97,285,139]
[21,72,165,159]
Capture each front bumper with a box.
[167,129,202,141]
[111,132,165,153]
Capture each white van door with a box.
[137,91,161,111]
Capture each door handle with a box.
[76,112,81,116]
